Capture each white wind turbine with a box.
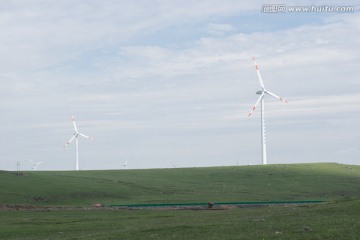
[28,159,43,170]
[123,158,128,169]
[248,57,288,165]
[64,116,94,171]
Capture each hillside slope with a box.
[1,163,359,207]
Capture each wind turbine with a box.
[123,158,128,169]
[248,57,288,165]
[28,159,43,170]
[64,115,94,171]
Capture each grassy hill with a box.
[1,163,359,207]
[1,163,360,239]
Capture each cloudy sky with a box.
[1,0,359,171]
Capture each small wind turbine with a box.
[248,57,288,165]
[64,115,94,171]
[123,158,128,169]
[28,159,43,170]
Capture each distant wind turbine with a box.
[123,158,128,169]
[28,159,43,170]
[64,115,94,171]
[248,57,288,165]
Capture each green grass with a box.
[1,163,359,206]
[0,199,359,239]
[1,163,360,239]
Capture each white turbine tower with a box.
[248,57,288,165]
[28,159,43,170]
[64,115,94,171]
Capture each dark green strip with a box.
[109,200,323,208]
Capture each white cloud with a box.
[206,23,235,36]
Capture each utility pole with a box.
[16,161,21,175]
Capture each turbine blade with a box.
[78,133,94,141]
[28,159,34,164]
[64,134,77,148]
[265,90,288,103]
[252,57,265,89]
[248,92,265,117]
[72,115,78,133]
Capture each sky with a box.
[1,0,359,171]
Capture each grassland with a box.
[0,163,359,239]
